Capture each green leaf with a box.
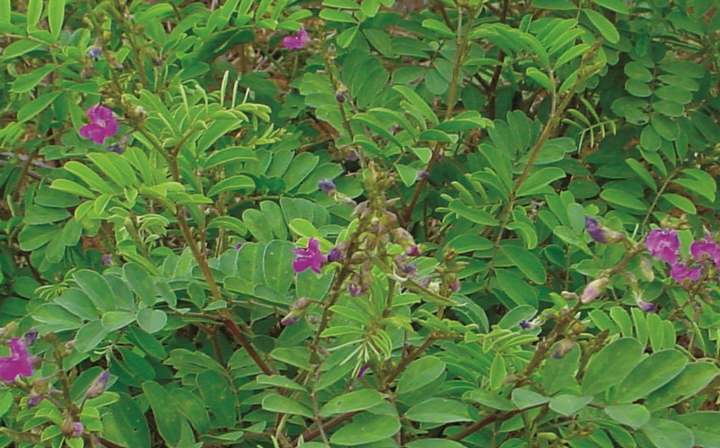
[330,413,400,446]
[11,65,54,93]
[646,363,719,411]
[396,356,446,395]
[517,167,566,197]
[319,8,356,23]
[102,311,136,332]
[463,388,515,411]
[360,0,380,16]
[532,0,577,10]
[136,309,167,333]
[262,394,313,418]
[673,412,720,448]
[582,338,643,396]
[422,18,455,38]
[197,370,237,427]
[17,91,61,122]
[605,404,650,429]
[74,270,115,312]
[406,440,468,448]
[24,205,70,225]
[48,0,65,39]
[641,418,694,448]
[527,67,555,91]
[26,0,43,32]
[661,194,696,214]
[582,9,620,43]
[593,0,629,14]
[393,85,439,126]
[102,393,151,448]
[51,179,95,199]
[257,375,306,392]
[207,216,248,235]
[500,245,546,284]
[124,263,156,307]
[74,320,108,353]
[449,200,499,226]
[336,26,359,48]
[625,159,657,191]
[549,395,592,416]
[615,350,687,403]
[207,175,255,196]
[512,389,550,409]
[142,382,184,447]
[171,389,210,435]
[495,270,538,307]
[405,398,472,423]
[320,389,384,416]
[600,188,649,211]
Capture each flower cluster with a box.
[644,229,718,283]
[282,27,311,50]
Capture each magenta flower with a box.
[79,105,119,145]
[293,238,324,274]
[670,264,702,282]
[691,240,720,267]
[0,338,34,382]
[282,27,311,49]
[645,229,680,265]
[585,216,624,243]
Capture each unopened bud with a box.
[585,216,625,243]
[640,257,655,282]
[552,340,575,359]
[85,370,109,399]
[580,278,609,304]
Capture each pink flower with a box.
[580,277,609,304]
[79,105,119,145]
[670,264,702,282]
[282,27,311,50]
[293,238,324,274]
[645,229,679,265]
[690,240,720,267]
[0,338,34,382]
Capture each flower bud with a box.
[585,216,625,243]
[580,278,609,304]
[552,340,575,359]
[318,178,336,194]
[85,370,109,399]
[23,330,38,346]
[561,291,579,301]
[640,257,654,282]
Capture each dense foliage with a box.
[1,0,720,447]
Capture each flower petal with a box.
[79,123,109,145]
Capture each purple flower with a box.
[519,320,533,330]
[318,178,336,194]
[405,244,421,257]
[357,365,370,378]
[282,27,311,49]
[235,243,244,250]
[0,338,34,382]
[416,170,429,181]
[449,279,461,293]
[585,216,624,243]
[101,254,112,266]
[71,422,84,438]
[326,247,343,262]
[293,238,324,274]
[85,370,109,399]
[691,240,720,267]
[79,105,119,145]
[670,264,702,282]
[107,143,124,154]
[23,330,38,347]
[347,283,363,297]
[281,314,301,326]
[646,229,680,265]
[27,393,44,408]
[87,47,102,60]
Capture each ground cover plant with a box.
[1,0,720,447]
